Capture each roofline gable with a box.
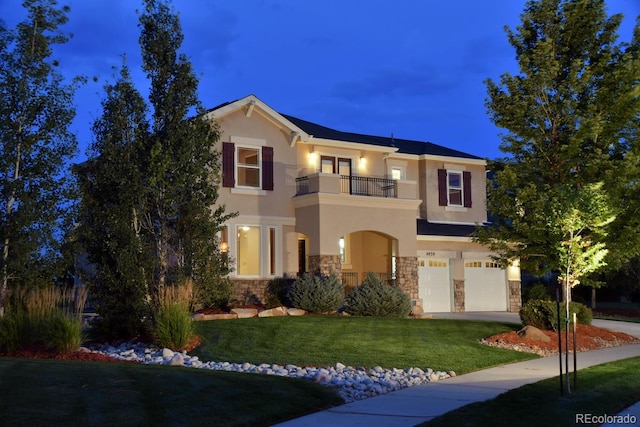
[206,95,310,147]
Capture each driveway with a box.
[430,311,640,338]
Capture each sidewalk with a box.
[276,315,640,427]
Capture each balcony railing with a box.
[295,174,397,198]
[340,175,396,197]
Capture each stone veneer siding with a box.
[508,280,522,312]
[454,280,465,312]
[231,279,271,305]
[308,255,342,277]
[395,256,418,300]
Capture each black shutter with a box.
[438,169,448,206]
[463,171,472,208]
[222,142,235,187]
[262,146,274,191]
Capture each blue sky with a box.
[2,0,639,162]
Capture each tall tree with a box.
[75,65,152,337]
[137,0,235,300]
[77,0,235,336]
[476,0,640,294]
[0,0,83,312]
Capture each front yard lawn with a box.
[192,317,538,374]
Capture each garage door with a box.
[418,258,451,312]
[464,260,507,311]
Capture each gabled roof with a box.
[282,114,482,160]
[208,95,482,160]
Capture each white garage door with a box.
[418,258,451,312]
[464,260,507,311]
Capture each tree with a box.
[476,0,640,293]
[75,65,153,337]
[136,0,236,303]
[76,0,235,336]
[0,0,84,313]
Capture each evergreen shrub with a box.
[288,274,344,313]
[519,299,592,331]
[344,272,411,318]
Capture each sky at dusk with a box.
[2,0,639,163]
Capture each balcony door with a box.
[338,158,352,194]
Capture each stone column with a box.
[508,280,522,312]
[308,255,342,277]
[454,280,465,312]
[395,256,418,300]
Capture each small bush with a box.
[288,274,344,313]
[524,283,553,303]
[519,299,592,331]
[193,275,234,310]
[265,277,294,309]
[153,282,195,350]
[344,272,412,318]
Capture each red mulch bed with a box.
[483,324,640,356]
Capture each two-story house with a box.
[207,95,521,313]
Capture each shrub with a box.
[153,282,195,350]
[265,276,293,308]
[524,283,553,303]
[46,311,84,354]
[344,272,412,318]
[519,299,592,331]
[193,274,233,310]
[288,274,344,313]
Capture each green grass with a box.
[0,358,342,427]
[192,317,538,374]
[421,356,640,427]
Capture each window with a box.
[464,261,482,268]
[222,141,274,191]
[339,237,345,262]
[237,225,260,275]
[428,260,448,267]
[438,169,472,208]
[269,227,276,276]
[237,147,260,187]
[391,167,403,180]
[321,156,335,173]
[448,172,463,206]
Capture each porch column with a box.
[508,280,522,312]
[308,255,342,277]
[454,280,465,312]
[395,256,418,300]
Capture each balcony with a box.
[295,173,416,199]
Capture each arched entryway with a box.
[339,230,397,290]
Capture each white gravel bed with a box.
[82,342,454,402]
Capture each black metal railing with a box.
[341,175,396,197]
[295,176,309,195]
[341,272,359,295]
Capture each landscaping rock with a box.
[411,305,424,316]
[517,325,551,342]
[202,313,238,321]
[258,306,287,317]
[169,353,185,366]
[287,308,306,316]
[192,313,205,321]
[231,308,258,318]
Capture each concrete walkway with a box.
[276,313,640,427]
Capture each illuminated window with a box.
[391,167,403,180]
[269,227,276,276]
[237,225,260,275]
[237,147,260,187]
[465,261,482,268]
